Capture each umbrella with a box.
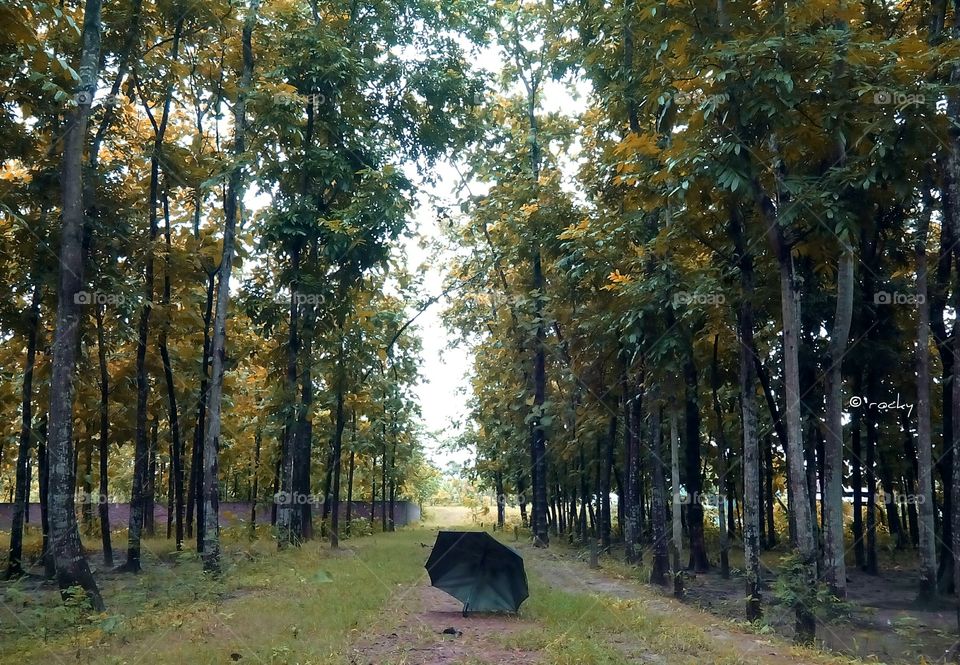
[425,530,529,616]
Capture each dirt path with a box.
[349,531,839,665]
[348,577,540,665]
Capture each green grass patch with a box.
[1,525,433,664]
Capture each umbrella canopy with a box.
[425,531,529,614]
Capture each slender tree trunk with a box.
[369,453,376,528]
[851,375,865,569]
[912,184,939,599]
[250,427,261,534]
[526,74,549,548]
[517,472,529,527]
[295,293,316,541]
[200,0,259,573]
[188,271,214,546]
[670,410,683,567]
[345,450,355,533]
[765,210,817,641]
[865,367,879,576]
[38,418,54,579]
[764,434,776,548]
[96,305,113,566]
[495,470,506,530]
[649,396,669,585]
[824,244,855,597]
[935,259,956,592]
[710,335,729,579]
[329,320,347,548]
[82,439,93,534]
[159,192,184,550]
[277,246,301,546]
[682,351,709,572]
[624,366,641,564]
[145,419,157,537]
[47,0,105,607]
[731,200,761,617]
[600,415,615,549]
[5,280,41,579]
[381,442,387,532]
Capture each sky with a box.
[399,49,591,472]
[401,169,475,470]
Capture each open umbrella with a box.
[425,530,529,616]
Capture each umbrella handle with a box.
[462,601,469,618]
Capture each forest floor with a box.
[0,508,945,664]
[680,557,958,663]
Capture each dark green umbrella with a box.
[425,531,529,616]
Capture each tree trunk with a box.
[495,470,506,530]
[670,410,683,569]
[731,200,761,618]
[250,427,261,534]
[200,0,259,573]
[649,396,669,586]
[764,434,777,549]
[159,192,184,550]
[277,247,301,546]
[329,322,347,548]
[624,365,641,564]
[145,419,158,537]
[5,280,41,579]
[600,415,615,549]
[913,184,939,599]
[517,472,529,527]
[369,453,376,528]
[823,244,855,597]
[710,335,730,579]
[96,305,113,566]
[38,418,55,579]
[188,270,214,546]
[865,366,879,576]
[845,374,863,573]
[295,288,317,541]
[683,351,709,572]
[345,450,355,534]
[47,0,105,608]
[527,73,549,548]
[765,212,817,642]
[82,439,93,534]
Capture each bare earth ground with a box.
[349,577,539,665]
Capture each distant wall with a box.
[0,500,421,530]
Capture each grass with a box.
[489,531,858,665]
[0,524,434,665]
[0,508,866,665]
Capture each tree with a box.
[47,0,105,609]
